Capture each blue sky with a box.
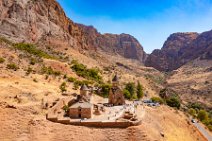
[57,0,212,53]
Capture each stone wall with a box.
[47,116,141,128]
[69,108,92,119]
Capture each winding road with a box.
[193,122,212,141]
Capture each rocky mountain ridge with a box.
[0,0,147,63]
[78,24,147,62]
[145,31,212,71]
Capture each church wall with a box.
[69,107,93,119]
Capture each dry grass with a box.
[0,41,208,141]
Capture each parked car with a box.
[143,99,152,103]
[191,119,196,123]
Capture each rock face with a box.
[145,31,212,71]
[0,0,89,49]
[0,0,147,62]
[78,24,147,62]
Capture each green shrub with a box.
[188,108,197,117]
[136,81,144,99]
[151,97,164,104]
[73,82,79,90]
[197,110,208,121]
[208,125,212,131]
[71,60,102,83]
[26,67,33,75]
[67,77,76,82]
[0,57,5,64]
[63,105,69,113]
[41,66,61,76]
[123,89,131,99]
[60,82,67,93]
[7,63,19,71]
[30,58,36,65]
[166,97,181,109]
[125,82,136,99]
[98,83,111,98]
[187,102,202,110]
[13,43,55,59]
[63,74,67,79]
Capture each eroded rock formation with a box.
[0,0,147,62]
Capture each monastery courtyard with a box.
[47,75,145,127]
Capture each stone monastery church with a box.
[108,75,125,106]
[68,74,125,119]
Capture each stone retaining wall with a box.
[47,116,141,128]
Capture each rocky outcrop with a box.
[0,0,90,49]
[77,24,147,63]
[179,30,212,61]
[145,32,202,71]
[0,0,147,62]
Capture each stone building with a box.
[69,84,93,119]
[108,75,125,106]
[79,84,92,102]
[69,101,93,118]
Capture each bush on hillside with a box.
[71,60,102,83]
[98,83,111,98]
[166,96,181,109]
[41,66,61,76]
[30,58,36,65]
[123,89,131,99]
[60,82,67,93]
[188,108,197,117]
[0,57,5,64]
[14,43,55,59]
[6,63,19,71]
[67,77,76,82]
[136,81,144,99]
[197,110,208,121]
[125,82,136,99]
[26,67,33,75]
[187,102,202,110]
[151,97,164,104]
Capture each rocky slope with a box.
[0,0,146,62]
[145,31,212,71]
[167,59,212,109]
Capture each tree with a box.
[7,63,19,71]
[125,82,136,99]
[166,97,181,109]
[123,89,131,99]
[60,82,67,93]
[188,102,202,110]
[151,97,164,104]
[99,83,111,98]
[197,110,208,121]
[136,81,144,99]
[188,108,197,117]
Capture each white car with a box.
[191,119,196,123]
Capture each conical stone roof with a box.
[112,75,119,82]
[80,84,89,91]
